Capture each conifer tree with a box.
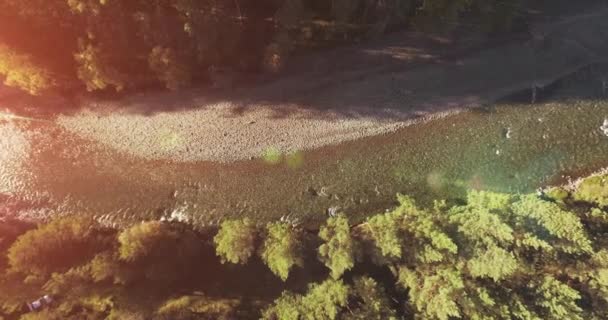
[344,276,397,320]
[261,222,303,281]
[318,214,355,279]
[262,279,349,320]
[214,218,258,265]
[7,217,105,278]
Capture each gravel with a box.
[57,101,462,163]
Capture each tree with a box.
[74,42,126,92]
[214,218,258,265]
[0,45,55,95]
[261,222,303,281]
[117,221,202,283]
[261,291,302,320]
[118,221,178,262]
[148,46,192,91]
[573,174,608,207]
[0,219,33,272]
[363,209,403,261]
[262,279,349,320]
[7,217,106,278]
[344,276,397,320]
[318,214,355,279]
[398,266,464,320]
[155,295,239,320]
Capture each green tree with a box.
[344,276,397,320]
[573,174,608,207]
[214,218,258,265]
[0,45,55,95]
[318,214,355,279]
[155,295,239,320]
[117,221,202,283]
[118,221,178,262]
[148,46,192,91]
[262,279,349,320]
[362,208,403,261]
[74,42,126,92]
[7,217,106,278]
[261,222,303,281]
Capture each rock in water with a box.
[601,119,608,136]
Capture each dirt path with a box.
[52,5,608,163]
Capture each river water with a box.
[1,91,608,229]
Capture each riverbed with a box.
[2,87,608,229]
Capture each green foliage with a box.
[511,195,593,254]
[261,291,302,320]
[574,174,608,207]
[148,46,192,91]
[118,221,188,262]
[533,276,583,320]
[318,214,355,279]
[262,279,349,320]
[87,251,134,285]
[449,205,514,247]
[467,190,513,211]
[0,219,32,272]
[364,209,403,260]
[3,183,608,319]
[155,295,239,320]
[117,221,202,284]
[345,276,397,320]
[261,222,303,281]
[398,266,464,320]
[467,245,518,281]
[214,218,258,265]
[398,196,457,264]
[302,279,349,320]
[390,190,605,319]
[0,45,55,95]
[0,0,525,95]
[544,187,570,203]
[75,42,126,92]
[7,217,105,277]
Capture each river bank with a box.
[2,83,608,229]
[1,8,608,228]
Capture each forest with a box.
[0,0,525,95]
[0,174,606,319]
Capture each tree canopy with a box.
[0,0,526,95]
[1,174,607,319]
[214,218,258,265]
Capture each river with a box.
[1,84,608,229]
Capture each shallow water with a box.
[1,98,608,228]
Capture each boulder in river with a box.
[600,119,608,136]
